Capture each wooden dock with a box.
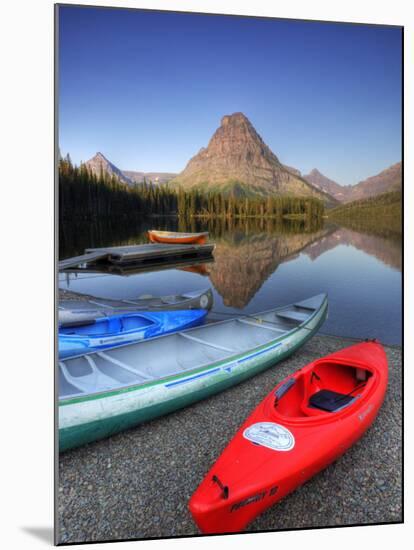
[59,256,213,276]
[58,251,110,271]
[59,243,215,271]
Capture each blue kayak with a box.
[59,309,208,359]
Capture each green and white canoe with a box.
[58,293,328,451]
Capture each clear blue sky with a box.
[58,6,402,186]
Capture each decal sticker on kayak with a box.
[243,422,295,451]
[88,333,146,346]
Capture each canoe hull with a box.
[59,297,328,451]
[59,288,214,327]
[189,341,388,534]
[148,230,208,245]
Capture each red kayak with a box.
[189,341,388,534]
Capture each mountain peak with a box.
[303,162,401,203]
[221,112,250,126]
[303,168,345,201]
[309,168,323,177]
[170,114,335,204]
[84,152,132,185]
[94,151,108,160]
[89,152,114,166]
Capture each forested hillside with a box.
[59,157,325,222]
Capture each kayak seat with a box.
[308,389,355,412]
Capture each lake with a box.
[58,219,402,345]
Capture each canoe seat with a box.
[276,310,308,323]
[308,389,355,412]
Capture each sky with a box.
[58,6,402,186]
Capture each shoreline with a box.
[57,333,402,543]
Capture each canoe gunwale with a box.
[59,295,328,406]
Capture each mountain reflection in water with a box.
[303,227,401,271]
[206,227,332,308]
[59,218,402,344]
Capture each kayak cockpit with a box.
[273,361,374,419]
[59,314,156,337]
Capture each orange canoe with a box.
[148,230,209,245]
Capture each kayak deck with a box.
[59,296,326,400]
[59,309,208,360]
[60,314,155,336]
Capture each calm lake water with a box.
[59,219,402,345]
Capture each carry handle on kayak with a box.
[274,377,296,406]
[212,475,229,499]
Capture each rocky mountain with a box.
[169,113,336,205]
[80,141,401,208]
[303,169,349,202]
[83,152,177,186]
[304,163,402,204]
[123,171,177,185]
[345,162,402,202]
[84,152,133,185]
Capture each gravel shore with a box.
[57,334,402,544]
